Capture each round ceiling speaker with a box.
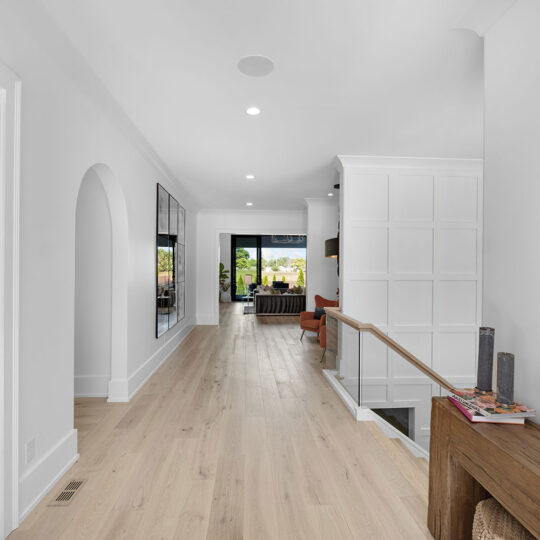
[237,55,274,77]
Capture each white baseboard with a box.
[196,316,218,325]
[107,378,129,402]
[322,369,360,418]
[74,374,109,398]
[127,323,194,400]
[110,322,194,403]
[19,429,78,522]
[107,323,194,402]
[322,369,429,460]
[367,409,428,459]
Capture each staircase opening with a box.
[372,407,413,438]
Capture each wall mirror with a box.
[156,184,185,337]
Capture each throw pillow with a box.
[314,307,325,320]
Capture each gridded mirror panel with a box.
[169,197,179,237]
[177,243,185,283]
[156,184,185,337]
[178,206,185,245]
[157,185,169,235]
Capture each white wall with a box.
[483,0,540,418]
[196,210,307,324]
[338,156,483,450]
[218,233,231,303]
[305,199,339,311]
[74,169,112,397]
[0,0,198,524]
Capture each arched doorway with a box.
[74,164,128,402]
[75,168,113,396]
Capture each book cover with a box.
[449,388,536,418]
[447,396,525,424]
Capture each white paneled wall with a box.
[337,156,483,450]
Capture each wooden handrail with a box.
[324,307,455,391]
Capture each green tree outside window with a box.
[237,274,245,295]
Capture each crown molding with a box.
[335,155,483,174]
[304,197,338,207]
[198,208,307,216]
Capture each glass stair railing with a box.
[324,307,455,454]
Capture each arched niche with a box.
[75,164,129,402]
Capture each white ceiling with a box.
[40,0,484,210]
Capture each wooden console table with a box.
[428,397,540,539]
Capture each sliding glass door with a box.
[231,236,261,300]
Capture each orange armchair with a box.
[318,314,327,348]
[319,314,328,362]
[300,295,338,341]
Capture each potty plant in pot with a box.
[219,262,230,302]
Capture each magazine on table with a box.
[449,388,535,419]
[447,396,526,424]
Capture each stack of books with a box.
[447,388,536,425]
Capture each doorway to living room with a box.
[230,234,307,300]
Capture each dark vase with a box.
[497,352,515,405]
[476,327,495,392]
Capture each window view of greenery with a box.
[235,246,306,295]
[235,247,257,296]
[157,246,173,279]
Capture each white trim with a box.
[322,369,362,419]
[11,76,20,538]
[108,323,195,402]
[107,378,129,403]
[18,430,78,522]
[198,208,306,216]
[323,370,429,460]
[0,72,6,540]
[196,317,219,326]
[304,197,339,207]
[0,61,21,539]
[74,375,110,398]
[368,407,429,459]
[335,154,483,174]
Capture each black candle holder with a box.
[476,327,495,393]
[497,352,515,405]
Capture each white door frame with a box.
[0,61,21,539]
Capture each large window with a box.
[231,235,306,300]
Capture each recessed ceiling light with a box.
[328,192,334,197]
[246,202,253,206]
[238,55,274,77]
[246,174,255,180]
[246,106,261,116]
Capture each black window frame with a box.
[231,235,262,301]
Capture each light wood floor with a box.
[10,303,432,539]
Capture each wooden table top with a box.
[434,397,540,475]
